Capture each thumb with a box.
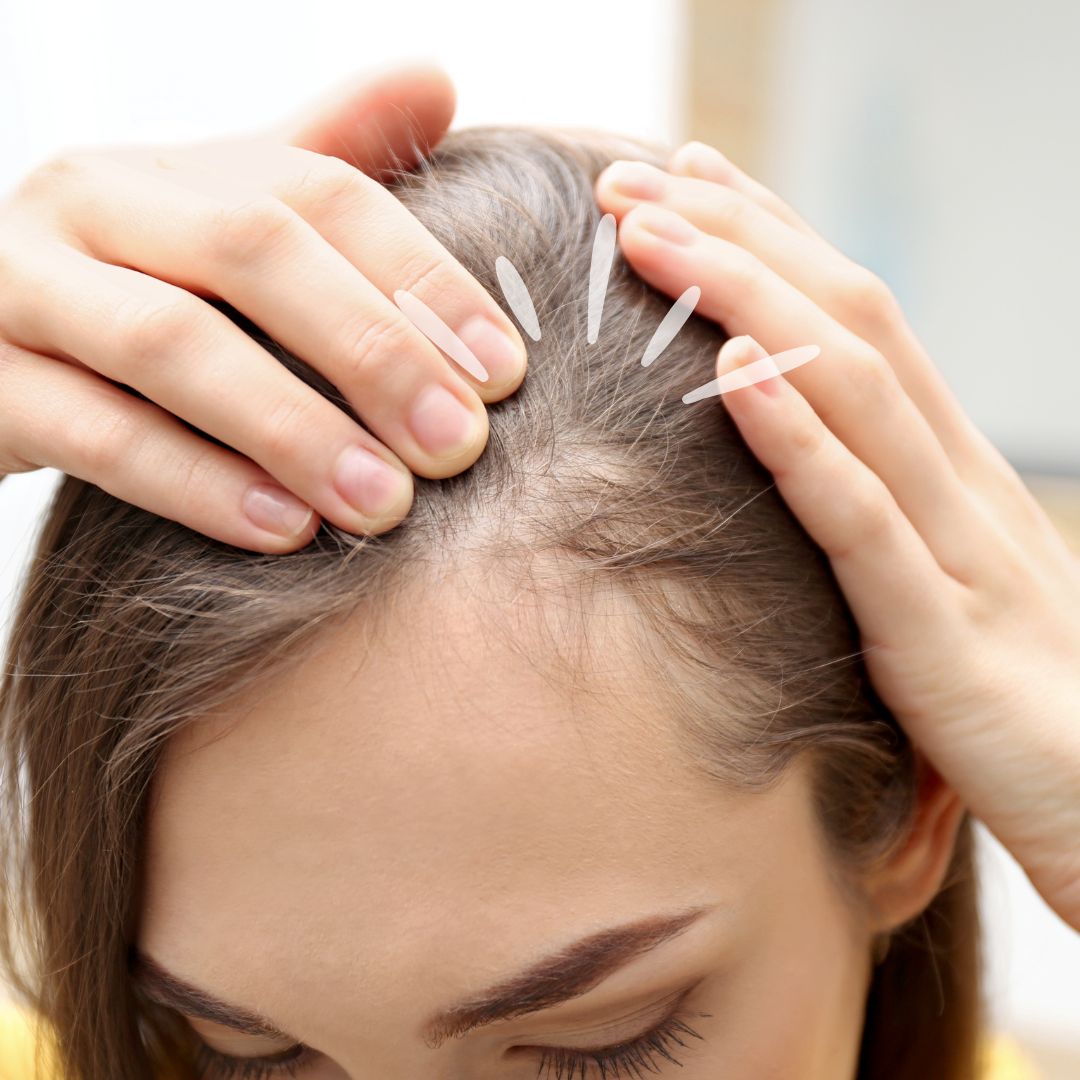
[263,60,457,178]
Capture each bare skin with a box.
[138,568,964,1079]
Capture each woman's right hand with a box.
[596,144,1080,934]
[0,63,528,551]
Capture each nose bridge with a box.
[335,1026,478,1080]
[336,1052,468,1080]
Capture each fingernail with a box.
[748,353,786,397]
[675,141,732,181]
[455,314,525,384]
[717,334,761,372]
[605,160,665,200]
[333,445,407,518]
[243,484,314,538]
[408,383,481,458]
[636,204,697,245]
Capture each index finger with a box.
[268,145,530,403]
[170,143,530,404]
[599,157,1009,503]
[667,140,828,242]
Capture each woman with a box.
[1,69,1075,1080]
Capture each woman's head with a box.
[0,126,982,1080]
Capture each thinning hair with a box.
[0,125,983,1080]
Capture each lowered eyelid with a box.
[183,1015,298,1057]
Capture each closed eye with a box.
[190,1038,318,1080]
[189,1009,712,1080]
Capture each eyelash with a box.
[534,1007,711,1080]
[191,1007,712,1080]
[191,1041,316,1080]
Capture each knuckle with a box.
[335,311,419,383]
[850,476,895,543]
[117,298,205,364]
[13,148,95,201]
[259,393,324,461]
[72,395,144,477]
[710,190,756,235]
[723,248,767,301]
[280,152,372,213]
[206,196,299,266]
[167,444,223,517]
[783,416,828,463]
[830,475,895,564]
[838,268,901,329]
[395,252,447,303]
[843,348,894,409]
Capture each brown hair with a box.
[0,125,983,1079]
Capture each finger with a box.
[712,333,967,651]
[168,141,528,402]
[73,146,527,401]
[0,340,326,552]
[597,159,976,460]
[159,143,528,404]
[621,204,1007,589]
[2,243,422,539]
[268,144,528,401]
[599,156,1051,556]
[266,62,457,179]
[668,140,827,242]
[600,159,890,340]
[40,153,507,476]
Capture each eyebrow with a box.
[130,903,713,1050]
[131,952,291,1040]
[422,903,713,1048]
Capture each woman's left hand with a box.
[595,144,1080,934]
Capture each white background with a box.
[1,0,1077,1052]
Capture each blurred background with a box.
[1,0,1078,1072]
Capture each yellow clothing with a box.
[0,1000,1043,1078]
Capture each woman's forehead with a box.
[151,569,698,811]
[137,580,821,1018]
[143,585,737,879]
